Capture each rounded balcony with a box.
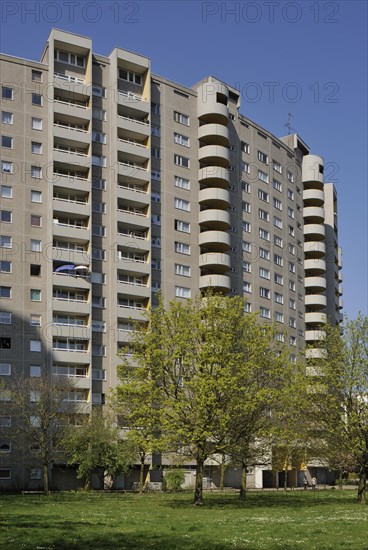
[303,188,324,206]
[198,166,230,188]
[199,188,230,209]
[305,312,327,325]
[199,252,231,273]
[199,230,230,251]
[305,330,326,342]
[198,145,230,168]
[304,224,325,240]
[198,123,229,146]
[304,241,326,258]
[302,154,324,184]
[199,209,230,230]
[305,348,327,359]
[305,294,327,309]
[199,274,231,293]
[197,81,229,125]
[303,206,325,223]
[338,284,343,296]
[305,276,326,292]
[304,259,326,275]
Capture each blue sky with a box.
[1,0,367,318]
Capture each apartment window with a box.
[2,87,13,100]
[259,209,269,222]
[30,365,41,377]
[242,261,251,273]
[1,112,13,124]
[241,161,250,173]
[275,292,284,304]
[290,336,296,346]
[275,311,284,323]
[274,235,283,248]
[288,225,295,237]
[287,188,294,200]
[259,247,270,260]
[30,340,41,352]
[275,273,284,285]
[260,267,270,280]
[119,68,142,85]
[273,216,283,230]
[289,280,296,292]
[0,360,11,374]
[242,181,250,193]
[92,131,106,144]
[30,314,41,326]
[91,249,106,261]
[274,254,283,267]
[273,179,282,194]
[175,219,190,233]
[0,210,12,223]
[151,170,161,181]
[258,170,269,183]
[241,201,251,213]
[151,191,161,202]
[30,289,41,302]
[288,207,295,219]
[241,141,250,154]
[260,307,271,319]
[258,190,269,202]
[30,239,41,252]
[273,161,282,173]
[92,345,106,357]
[258,150,268,164]
[32,93,42,106]
[288,243,296,255]
[174,111,189,125]
[151,147,161,158]
[0,261,11,273]
[287,170,294,183]
[175,175,190,190]
[289,299,296,310]
[31,141,42,154]
[92,225,106,237]
[0,185,12,198]
[55,49,85,67]
[289,318,296,328]
[31,117,42,130]
[92,296,106,308]
[243,282,252,293]
[1,161,12,174]
[259,228,270,241]
[30,264,41,276]
[273,198,282,211]
[1,136,13,149]
[92,321,106,333]
[260,287,270,299]
[151,125,160,137]
[242,241,252,252]
[92,201,106,214]
[0,286,11,299]
[92,109,106,121]
[175,286,191,298]
[175,241,190,255]
[174,197,190,211]
[151,259,161,271]
[30,215,42,227]
[1,232,12,245]
[244,302,252,313]
[276,333,285,343]
[152,214,161,225]
[151,102,160,115]
[151,237,161,248]
[242,221,251,233]
[174,133,190,147]
[92,178,106,190]
[175,264,191,277]
[0,416,11,427]
[32,70,42,82]
[92,155,106,167]
[174,154,190,168]
[92,85,106,98]
[289,262,296,273]
[31,166,42,178]
[0,469,11,480]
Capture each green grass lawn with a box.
[0,490,367,550]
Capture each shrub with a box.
[163,469,185,492]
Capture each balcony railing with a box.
[117,138,147,149]
[117,114,149,126]
[54,72,85,85]
[53,221,88,230]
[54,122,88,133]
[54,145,88,157]
[53,296,88,303]
[53,196,88,205]
[118,230,147,240]
[54,99,88,109]
[117,280,146,287]
[53,171,89,182]
[117,208,146,217]
[117,183,147,194]
[118,161,146,172]
[117,89,142,101]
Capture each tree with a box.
[115,292,297,504]
[8,374,77,495]
[62,409,135,490]
[309,314,368,502]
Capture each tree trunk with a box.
[43,463,49,496]
[357,471,366,503]
[194,458,204,505]
[84,476,91,491]
[139,458,145,494]
[239,462,247,499]
[220,454,226,491]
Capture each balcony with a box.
[303,188,324,205]
[198,166,230,188]
[117,305,147,322]
[117,208,149,230]
[305,330,326,342]
[53,98,90,120]
[53,145,89,169]
[52,172,90,193]
[199,252,230,273]
[304,259,326,275]
[303,206,325,223]
[52,297,90,315]
[199,230,230,251]
[304,276,326,292]
[118,162,149,183]
[198,145,230,168]
[53,196,89,217]
[53,72,88,96]
[52,323,90,340]
[198,123,229,146]
[199,274,231,293]
[53,122,90,145]
[117,89,150,115]
[197,92,228,125]
[116,255,149,274]
[117,184,149,204]
[303,241,326,258]
[305,312,327,325]
[303,224,325,240]
[199,209,230,230]
[117,281,150,299]
[52,348,90,364]
[117,232,150,253]
[117,138,150,162]
[304,294,327,309]
[305,348,327,359]
[52,246,90,266]
[53,219,89,241]
[117,115,150,138]
[199,188,230,209]
[52,272,90,290]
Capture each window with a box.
[287,188,294,200]
[151,125,160,137]
[1,161,12,174]
[260,267,270,280]
[151,147,160,158]
[288,243,296,255]
[55,49,85,68]
[174,133,190,147]
[260,307,271,319]
[174,197,190,211]
[289,318,296,328]
[30,239,41,252]
[32,70,42,82]
[274,216,283,229]
[242,241,252,252]
[92,201,106,214]
[259,228,270,241]
[243,282,252,293]
[30,215,42,227]
[31,166,42,178]
[242,201,251,213]
[32,93,42,106]
[2,87,13,100]
[0,338,11,349]
[290,336,296,346]
[151,102,160,114]
[92,179,106,190]
[258,190,269,202]
[151,237,161,248]
[175,241,190,255]
[0,469,11,479]
[0,261,11,273]
[174,154,190,168]
[274,235,283,248]
[289,280,296,292]
[258,150,268,164]
[30,264,41,276]
[92,85,106,98]
[30,365,41,377]
[258,170,269,183]
[275,273,284,285]
[92,131,106,144]
[92,225,106,237]
[0,416,11,427]
[241,161,250,173]
[273,160,282,173]
[30,289,41,302]
[92,248,107,261]
[31,117,42,130]
[289,262,296,273]
[118,68,142,85]
[0,286,11,298]
[174,111,189,125]
[175,219,190,233]
[244,302,252,313]
[175,176,190,190]
[175,264,191,277]
[175,286,191,298]
[242,221,251,233]
[274,254,283,267]
[275,292,284,304]
[273,197,282,211]
[242,261,251,273]
[0,185,12,198]
[260,287,270,299]
[259,209,269,222]
[1,112,13,124]
[31,141,42,154]
[241,141,250,154]
[259,247,270,260]
[92,109,106,121]
[151,170,161,181]
[0,210,12,223]
[92,296,106,308]
[92,321,106,333]
[151,191,161,202]
[273,178,282,193]
[151,259,161,271]
[288,207,295,219]
[92,344,106,357]
[1,136,13,149]
[275,311,284,323]
[30,314,41,326]
[30,340,41,352]
[92,155,106,167]
[288,225,295,237]
[242,181,250,193]
[287,170,294,183]
[0,363,11,375]
[29,468,42,480]
[289,299,296,310]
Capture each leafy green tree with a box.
[62,409,135,490]
[309,314,368,502]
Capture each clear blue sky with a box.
[1,0,367,318]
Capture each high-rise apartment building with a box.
[0,29,342,490]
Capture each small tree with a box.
[163,468,185,492]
